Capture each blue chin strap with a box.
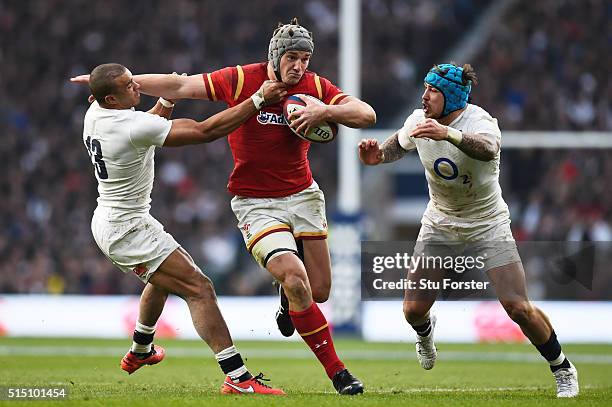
[424,64,471,117]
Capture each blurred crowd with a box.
[0,0,609,298]
[472,0,611,131]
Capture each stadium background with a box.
[1,0,611,403]
[2,0,610,297]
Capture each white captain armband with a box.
[446,127,463,146]
[158,97,175,108]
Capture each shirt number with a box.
[85,136,108,179]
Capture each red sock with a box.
[290,302,345,379]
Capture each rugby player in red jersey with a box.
[72,18,375,395]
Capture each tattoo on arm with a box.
[381,132,409,163]
[456,133,499,161]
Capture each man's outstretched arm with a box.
[163,81,286,146]
[71,73,210,101]
[358,131,413,166]
[135,74,209,100]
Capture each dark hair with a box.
[89,63,127,104]
[461,63,478,86]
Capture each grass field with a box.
[1,337,611,406]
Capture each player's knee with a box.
[502,301,534,326]
[185,268,215,300]
[403,302,429,324]
[282,270,309,295]
[311,281,330,303]
[275,260,308,299]
[268,253,311,300]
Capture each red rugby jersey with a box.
[202,62,348,197]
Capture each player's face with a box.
[109,70,141,108]
[279,51,311,85]
[422,83,444,119]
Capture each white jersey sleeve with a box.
[129,111,172,148]
[397,110,424,151]
[467,110,501,147]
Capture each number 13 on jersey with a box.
[85,136,108,179]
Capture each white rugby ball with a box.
[283,94,338,143]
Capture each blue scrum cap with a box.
[424,63,472,116]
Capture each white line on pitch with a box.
[0,345,611,364]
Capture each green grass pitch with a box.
[1,337,610,406]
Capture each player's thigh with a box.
[290,182,330,298]
[231,195,295,267]
[466,217,522,271]
[290,181,328,242]
[486,261,529,303]
[289,181,327,240]
[301,239,331,299]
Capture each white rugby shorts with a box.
[414,205,521,271]
[231,181,328,268]
[91,208,180,283]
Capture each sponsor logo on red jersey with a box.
[256,111,287,125]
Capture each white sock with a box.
[215,345,249,382]
[131,322,156,354]
[549,351,566,366]
[215,345,239,361]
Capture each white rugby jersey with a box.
[398,104,509,219]
[83,101,171,220]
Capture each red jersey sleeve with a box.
[202,66,247,105]
[316,75,349,105]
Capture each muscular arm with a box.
[358,131,413,166]
[163,97,256,147]
[324,96,376,128]
[380,132,411,163]
[162,81,287,147]
[454,132,500,162]
[135,74,210,100]
[410,118,500,162]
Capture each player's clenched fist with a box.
[358,138,384,165]
[259,80,288,106]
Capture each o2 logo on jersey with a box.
[433,157,458,180]
[84,136,108,179]
[256,111,287,125]
[433,157,472,184]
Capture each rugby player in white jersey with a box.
[358,63,579,398]
[80,63,286,395]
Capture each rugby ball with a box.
[283,94,338,143]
